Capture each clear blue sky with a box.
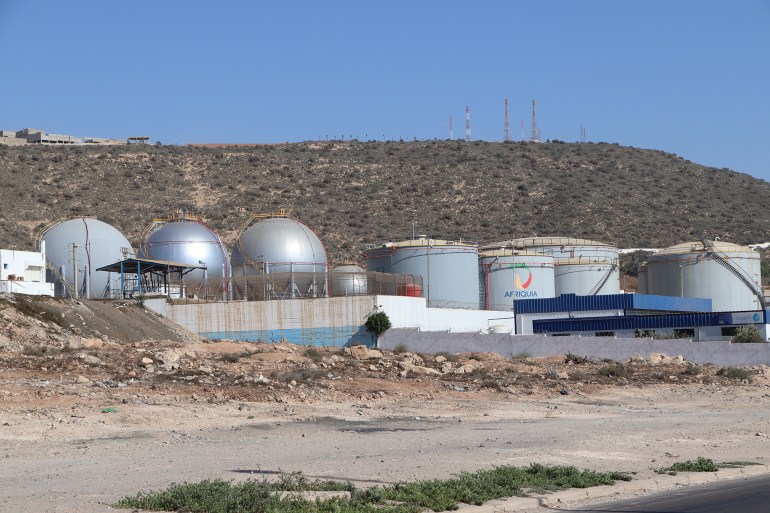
[1,1,768,179]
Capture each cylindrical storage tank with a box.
[366,237,479,309]
[637,264,648,294]
[496,237,620,296]
[554,259,619,296]
[231,214,328,299]
[137,213,230,298]
[479,248,555,311]
[40,217,133,299]
[645,241,762,312]
[330,264,368,296]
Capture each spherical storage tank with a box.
[479,247,555,311]
[508,237,620,296]
[137,212,229,296]
[41,217,133,298]
[645,241,761,312]
[330,264,368,296]
[231,213,328,299]
[366,237,479,309]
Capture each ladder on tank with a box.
[588,262,618,296]
[701,238,766,310]
[45,261,77,298]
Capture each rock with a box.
[671,355,685,364]
[434,355,447,363]
[127,370,137,377]
[256,374,270,383]
[409,366,441,376]
[67,339,83,350]
[453,364,476,374]
[398,360,415,371]
[81,338,104,349]
[155,349,181,370]
[140,357,154,366]
[649,352,673,365]
[368,349,383,359]
[199,365,213,374]
[83,355,103,366]
[440,362,454,373]
[75,375,90,384]
[350,345,372,360]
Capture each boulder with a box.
[155,349,181,370]
[409,366,441,376]
[434,355,447,363]
[81,338,104,349]
[648,352,673,365]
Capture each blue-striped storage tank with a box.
[479,247,555,311]
[505,237,620,296]
[366,237,479,309]
[645,241,761,312]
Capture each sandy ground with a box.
[2,295,770,512]
[2,371,770,512]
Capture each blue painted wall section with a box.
[533,310,763,333]
[200,325,377,348]
[515,293,712,314]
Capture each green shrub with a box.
[597,362,630,378]
[658,457,718,474]
[365,311,391,336]
[732,325,764,344]
[716,367,752,381]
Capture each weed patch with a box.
[657,457,718,474]
[115,466,631,513]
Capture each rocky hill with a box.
[1,141,768,266]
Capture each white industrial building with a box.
[0,244,55,296]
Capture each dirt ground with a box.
[2,294,770,512]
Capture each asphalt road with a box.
[567,474,770,512]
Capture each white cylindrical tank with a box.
[645,241,762,312]
[138,213,230,297]
[231,213,328,299]
[366,237,479,309]
[330,264,368,296]
[479,248,555,311]
[498,237,620,296]
[40,217,133,299]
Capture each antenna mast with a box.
[530,98,540,143]
[521,120,525,142]
[449,115,453,141]
[465,105,471,142]
[504,98,511,142]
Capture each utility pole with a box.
[465,105,471,142]
[71,243,79,299]
[449,115,453,141]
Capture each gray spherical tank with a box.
[479,248,555,311]
[645,241,761,311]
[367,237,479,309]
[231,215,328,299]
[138,215,229,296]
[41,217,133,298]
[330,264,368,296]
[493,237,620,296]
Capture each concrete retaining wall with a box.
[379,328,770,366]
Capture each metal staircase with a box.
[45,262,77,298]
[701,238,766,309]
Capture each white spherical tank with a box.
[231,214,328,299]
[504,237,620,296]
[479,248,555,311]
[366,237,479,309]
[330,264,368,296]
[137,213,229,296]
[41,217,133,298]
[645,241,762,312]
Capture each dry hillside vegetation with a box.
[1,141,768,265]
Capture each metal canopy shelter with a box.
[96,257,206,299]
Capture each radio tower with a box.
[530,98,541,143]
[449,115,454,141]
[503,97,511,142]
[521,120,525,142]
[465,105,471,142]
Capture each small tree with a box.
[365,311,391,336]
[732,325,764,344]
